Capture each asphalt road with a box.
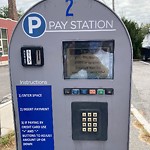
[132,61,150,123]
[0,64,150,149]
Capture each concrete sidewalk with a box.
[0,101,14,136]
[0,61,9,67]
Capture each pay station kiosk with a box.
[9,0,132,150]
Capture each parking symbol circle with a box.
[22,12,46,38]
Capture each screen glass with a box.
[63,41,114,79]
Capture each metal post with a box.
[0,117,1,137]
[112,0,115,11]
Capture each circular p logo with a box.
[23,12,46,38]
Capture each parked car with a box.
[141,46,150,61]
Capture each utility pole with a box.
[112,0,115,12]
[8,0,18,20]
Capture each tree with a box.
[0,6,23,19]
[8,0,18,20]
[122,17,145,59]
[141,23,150,36]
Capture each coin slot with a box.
[36,50,41,65]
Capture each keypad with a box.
[72,102,108,141]
[81,111,98,133]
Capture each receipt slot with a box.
[9,0,132,150]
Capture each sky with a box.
[0,0,150,25]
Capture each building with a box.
[0,18,17,62]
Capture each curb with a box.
[140,61,150,65]
[0,61,9,67]
[0,94,11,105]
[131,104,150,134]
[0,101,12,109]
[0,64,8,67]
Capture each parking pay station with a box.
[9,0,132,150]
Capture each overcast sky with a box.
[0,0,150,25]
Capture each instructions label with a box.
[16,86,54,150]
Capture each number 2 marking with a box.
[66,0,74,16]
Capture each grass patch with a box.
[0,132,15,148]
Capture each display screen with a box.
[63,41,114,79]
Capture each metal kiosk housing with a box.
[9,0,132,150]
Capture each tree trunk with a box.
[8,0,18,20]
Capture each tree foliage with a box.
[141,23,150,36]
[0,6,23,19]
[122,17,145,59]
[0,6,8,18]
